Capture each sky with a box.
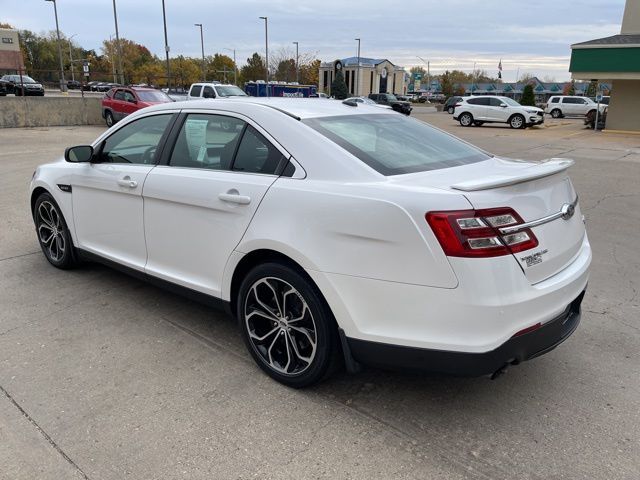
[2,0,627,81]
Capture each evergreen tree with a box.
[520,84,536,106]
[331,69,348,99]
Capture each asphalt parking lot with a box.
[1,112,639,479]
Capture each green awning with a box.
[570,47,640,73]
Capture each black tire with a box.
[105,110,114,127]
[509,114,526,129]
[447,106,454,114]
[474,121,484,127]
[237,262,339,388]
[550,109,562,119]
[33,192,77,269]
[459,112,473,127]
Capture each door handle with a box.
[218,190,251,205]
[117,176,137,188]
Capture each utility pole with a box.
[355,38,361,96]
[68,33,77,83]
[224,48,237,85]
[45,0,67,92]
[111,0,125,84]
[259,16,269,96]
[162,0,171,89]
[194,23,205,81]
[293,41,299,84]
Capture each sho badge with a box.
[520,249,548,267]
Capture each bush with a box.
[330,70,349,100]
[520,84,535,106]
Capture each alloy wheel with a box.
[244,277,317,376]
[37,201,66,262]
[510,115,524,129]
[460,113,472,126]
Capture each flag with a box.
[498,59,502,79]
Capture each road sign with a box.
[596,93,603,102]
[414,73,422,81]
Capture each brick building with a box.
[0,28,25,74]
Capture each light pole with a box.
[293,41,299,84]
[224,48,237,86]
[355,38,361,96]
[44,0,67,92]
[111,0,125,85]
[68,33,77,83]
[162,0,171,88]
[194,24,205,81]
[259,16,269,97]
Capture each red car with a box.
[101,87,172,127]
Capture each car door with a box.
[202,85,216,99]
[121,89,139,117]
[466,97,489,120]
[485,97,508,121]
[562,97,576,115]
[71,113,175,270]
[142,112,287,297]
[111,89,127,120]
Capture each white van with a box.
[187,83,248,100]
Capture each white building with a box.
[318,57,407,97]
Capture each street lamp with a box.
[68,33,77,83]
[224,48,237,86]
[355,38,361,96]
[194,24,205,81]
[293,41,299,84]
[259,16,269,97]
[161,0,171,88]
[111,0,125,85]
[44,0,67,92]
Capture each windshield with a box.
[11,75,36,83]
[215,85,248,97]
[304,114,489,176]
[136,90,171,102]
[386,94,399,102]
[501,97,521,107]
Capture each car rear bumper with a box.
[346,290,584,376]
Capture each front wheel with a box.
[105,110,114,127]
[509,114,525,129]
[459,112,473,127]
[238,263,339,388]
[33,192,77,269]
[550,109,562,119]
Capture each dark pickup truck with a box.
[368,93,412,115]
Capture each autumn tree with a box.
[206,54,236,83]
[299,59,320,86]
[169,55,201,88]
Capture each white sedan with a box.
[30,98,590,387]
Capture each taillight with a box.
[425,207,538,258]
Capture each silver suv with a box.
[544,96,604,118]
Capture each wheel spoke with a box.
[286,303,309,324]
[289,325,316,351]
[38,224,54,244]
[38,203,54,227]
[252,281,281,319]
[247,322,279,342]
[286,330,312,364]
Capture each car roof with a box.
[143,97,393,119]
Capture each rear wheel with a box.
[447,106,454,114]
[550,109,562,119]
[459,112,473,127]
[33,192,77,269]
[509,114,525,129]
[238,262,339,388]
[105,110,114,127]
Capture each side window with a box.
[551,97,560,103]
[169,114,246,170]
[98,114,172,164]
[467,98,488,105]
[190,85,202,97]
[563,97,577,104]
[124,90,136,102]
[232,126,286,175]
[489,98,503,107]
[203,86,216,98]
[114,90,125,101]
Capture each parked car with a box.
[83,81,101,92]
[101,87,172,126]
[97,82,121,92]
[187,83,248,100]
[544,96,605,118]
[66,80,82,90]
[344,96,393,109]
[444,96,464,114]
[30,98,589,387]
[368,93,412,115]
[164,87,189,102]
[0,78,10,96]
[454,96,544,129]
[1,74,45,96]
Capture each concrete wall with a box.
[606,80,640,132]
[0,96,103,128]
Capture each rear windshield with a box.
[303,114,489,175]
[137,90,171,102]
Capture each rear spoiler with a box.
[451,158,575,192]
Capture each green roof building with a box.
[570,0,640,131]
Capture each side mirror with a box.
[65,145,93,163]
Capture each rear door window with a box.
[190,85,202,97]
[551,97,560,103]
[468,97,490,105]
[232,126,286,175]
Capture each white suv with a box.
[187,83,248,100]
[453,96,544,129]
[545,96,604,118]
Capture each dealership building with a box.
[570,0,640,132]
[0,28,25,74]
[318,57,407,97]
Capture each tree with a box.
[275,58,296,82]
[521,84,536,106]
[206,54,235,83]
[241,52,266,83]
[410,66,427,77]
[330,69,348,99]
[169,55,201,88]
[586,80,598,97]
[563,79,576,95]
[518,72,535,83]
[299,59,320,86]
[440,70,454,97]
